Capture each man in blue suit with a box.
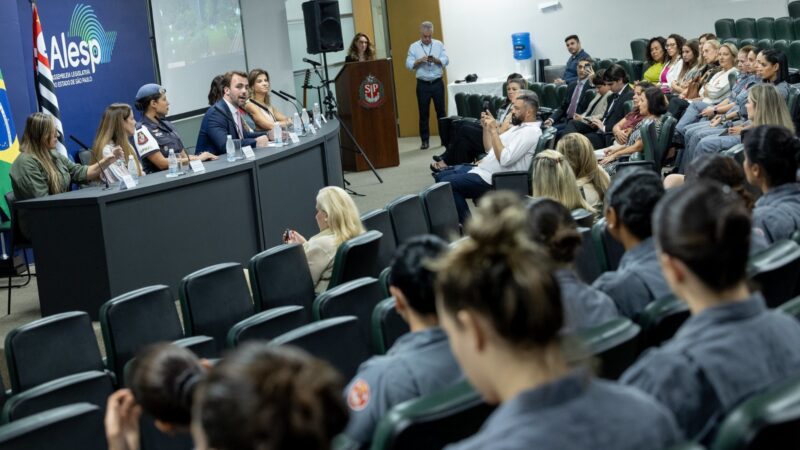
[196,71,270,155]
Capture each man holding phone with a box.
[406,21,449,150]
[545,57,595,132]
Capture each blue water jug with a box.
[512,32,532,60]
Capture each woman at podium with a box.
[345,33,376,63]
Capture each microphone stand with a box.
[70,135,111,190]
[267,92,306,135]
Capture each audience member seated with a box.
[207,74,225,106]
[544,58,594,132]
[669,39,702,96]
[679,42,737,129]
[556,133,610,209]
[559,68,611,139]
[592,81,650,158]
[599,86,668,175]
[658,34,685,93]
[192,344,348,450]
[134,84,217,174]
[526,198,619,333]
[668,39,720,119]
[432,75,526,171]
[554,34,590,85]
[643,37,667,84]
[10,113,123,240]
[665,154,768,255]
[434,91,542,224]
[592,170,671,318]
[759,50,791,100]
[621,181,800,443]
[91,104,141,184]
[195,70,270,155]
[244,68,291,132]
[680,84,794,173]
[531,150,595,213]
[345,33,376,63]
[434,192,680,450]
[678,46,758,158]
[104,343,207,450]
[343,235,461,447]
[743,125,800,244]
[565,64,635,149]
[284,186,365,293]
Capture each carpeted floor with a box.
[0,135,443,389]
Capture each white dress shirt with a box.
[470,121,542,185]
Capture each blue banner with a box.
[2,0,156,159]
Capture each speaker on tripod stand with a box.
[301,1,344,54]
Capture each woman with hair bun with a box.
[742,124,800,244]
[105,343,207,450]
[621,181,800,443]
[192,343,348,450]
[526,199,618,333]
[591,169,671,318]
[436,192,680,450]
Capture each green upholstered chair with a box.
[179,262,254,349]
[788,40,800,70]
[328,230,383,289]
[747,240,800,308]
[371,297,409,355]
[454,92,468,117]
[0,403,107,450]
[491,127,556,197]
[630,38,649,61]
[791,1,800,18]
[361,208,398,271]
[709,372,800,450]
[249,244,316,315]
[590,218,625,273]
[466,94,483,119]
[636,294,690,351]
[420,182,461,241]
[386,195,429,245]
[541,83,559,110]
[756,17,776,40]
[370,380,494,450]
[756,39,773,52]
[715,18,736,39]
[313,277,385,351]
[564,318,642,379]
[269,316,369,380]
[773,39,790,56]
[378,266,391,299]
[735,18,757,40]
[775,17,794,41]
[1,371,114,423]
[778,295,800,321]
[226,305,307,347]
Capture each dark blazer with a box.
[601,84,635,129]
[550,79,594,124]
[196,100,266,155]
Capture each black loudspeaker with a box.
[302,1,344,54]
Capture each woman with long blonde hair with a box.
[10,112,123,238]
[92,103,141,183]
[285,186,365,292]
[531,150,595,213]
[556,133,610,208]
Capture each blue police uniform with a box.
[445,368,681,450]
[555,269,619,333]
[621,293,800,442]
[344,327,462,446]
[752,183,800,244]
[135,115,186,173]
[591,237,671,319]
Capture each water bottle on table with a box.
[313,102,322,127]
[301,108,311,130]
[226,134,236,162]
[293,112,302,135]
[167,148,179,177]
[274,121,283,145]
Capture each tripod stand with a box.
[311,53,384,187]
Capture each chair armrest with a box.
[492,171,530,197]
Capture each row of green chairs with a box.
[454,83,572,120]
[715,17,798,42]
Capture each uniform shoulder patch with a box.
[347,378,371,411]
[137,131,149,146]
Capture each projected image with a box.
[151,0,247,115]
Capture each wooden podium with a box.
[334,58,399,171]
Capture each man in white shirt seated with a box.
[434,91,542,223]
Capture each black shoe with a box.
[432,154,442,162]
[420,141,429,150]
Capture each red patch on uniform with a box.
[137,131,149,146]
[347,379,370,411]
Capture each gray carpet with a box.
[0,136,442,389]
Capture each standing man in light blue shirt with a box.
[406,21,449,150]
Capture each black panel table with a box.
[18,120,342,319]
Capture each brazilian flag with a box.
[0,69,20,220]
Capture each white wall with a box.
[242,0,295,98]
[439,0,790,82]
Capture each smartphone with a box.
[283,229,292,242]
[482,100,491,113]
